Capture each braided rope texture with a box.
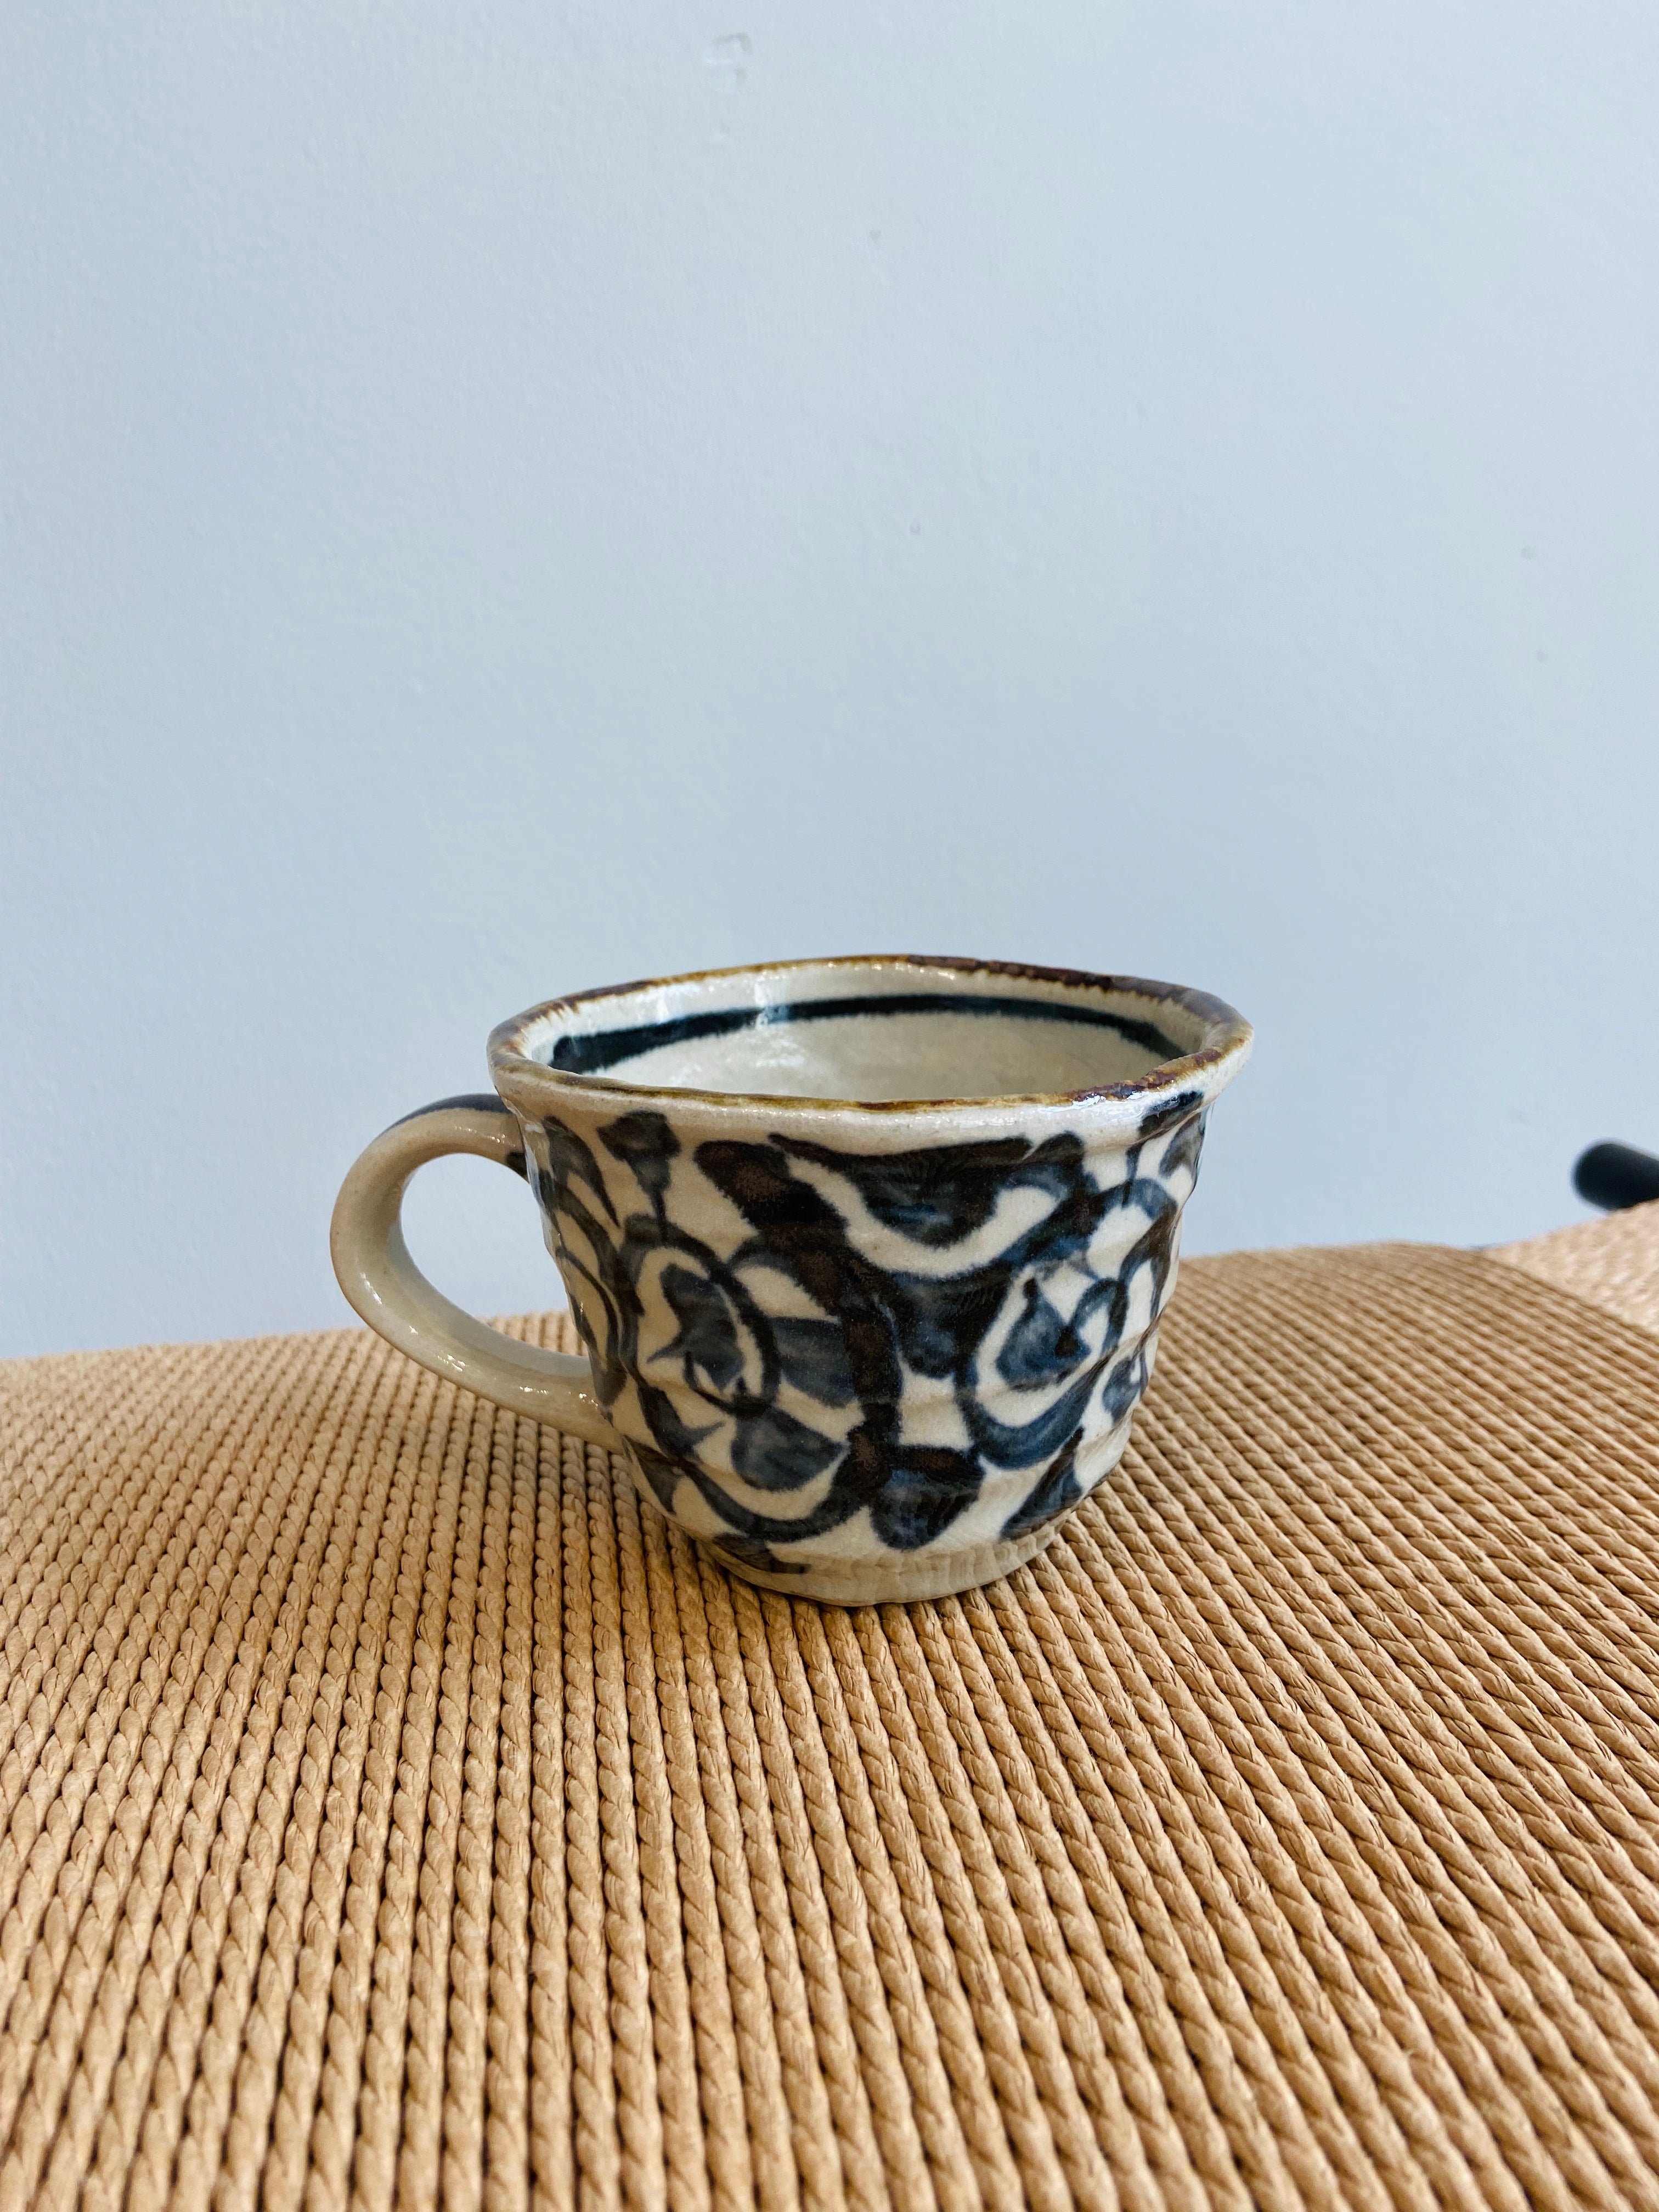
[3,1240,1659,2211]
[1496,1197,1659,1340]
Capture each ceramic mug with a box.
[331,956,1251,1603]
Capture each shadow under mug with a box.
[331,956,1252,1604]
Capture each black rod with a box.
[1573,1142,1659,1212]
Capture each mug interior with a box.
[500,958,1233,1105]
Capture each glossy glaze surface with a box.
[488,957,1252,1599]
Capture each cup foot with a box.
[693,1520,1069,1606]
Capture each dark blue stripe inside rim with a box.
[545,990,1183,1076]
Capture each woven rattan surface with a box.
[4,1237,1659,2212]
[1495,1197,1659,1340]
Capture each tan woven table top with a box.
[4,1211,1659,2212]
[1494,1198,1659,1340]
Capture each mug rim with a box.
[487,952,1252,1116]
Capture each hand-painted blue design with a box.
[706,1531,809,1579]
[1098,1345,1152,1423]
[1138,1087,1203,1138]
[1000,1429,1085,1540]
[600,1109,680,1207]
[996,1280,1087,1389]
[1156,1106,1206,1183]
[870,1447,984,1551]
[657,1264,747,1396]
[783,1132,1095,1249]
[548,990,1179,1078]
[533,1101,1207,1561]
[771,1318,856,1406]
[729,1405,840,1491]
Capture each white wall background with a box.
[4,1,1658,1360]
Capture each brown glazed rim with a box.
[487,954,1252,1116]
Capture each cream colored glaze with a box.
[334,956,1254,1605]
[598,1008,1168,1102]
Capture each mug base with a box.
[690,1519,1070,1607]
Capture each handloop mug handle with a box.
[330,1093,613,1443]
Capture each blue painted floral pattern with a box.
[524,1093,1205,1577]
